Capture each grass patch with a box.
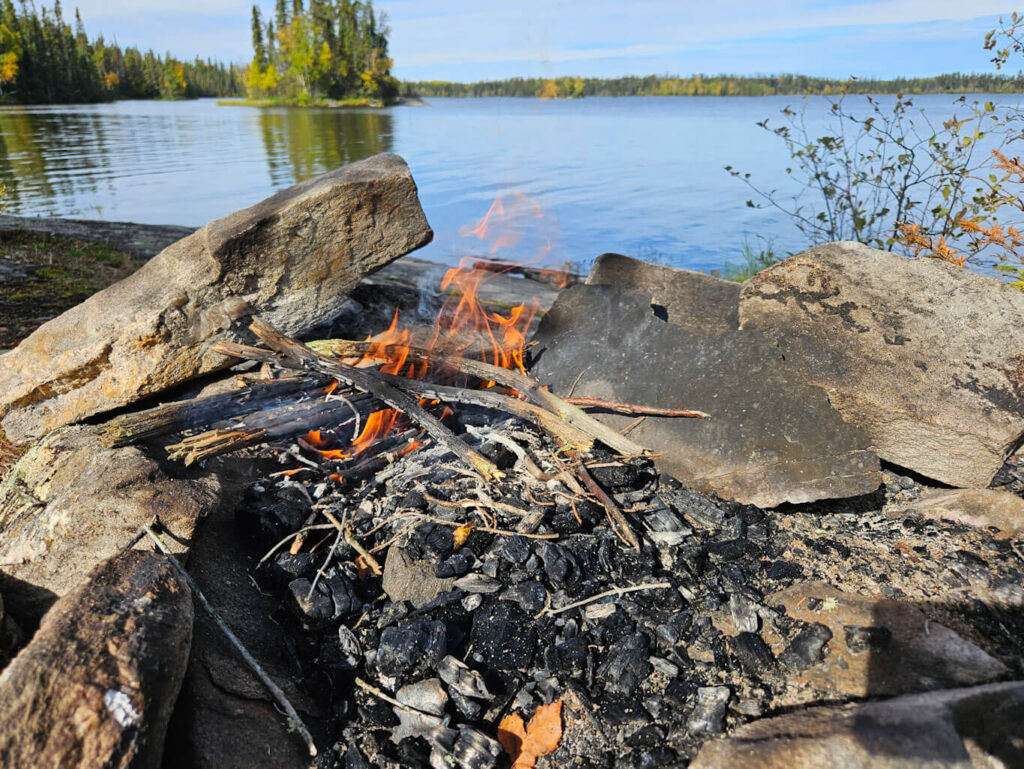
[723,237,784,282]
[0,230,137,349]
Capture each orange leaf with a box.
[497,713,527,762]
[499,702,562,769]
[452,524,474,549]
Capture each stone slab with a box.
[587,252,740,336]
[739,242,1024,488]
[769,582,1007,697]
[530,284,880,507]
[0,425,225,610]
[690,680,1024,769]
[895,488,1024,539]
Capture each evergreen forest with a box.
[403,72,1024,99]
[244,0,397,103]
[0,0,243,103]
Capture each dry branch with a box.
[305,338,650,456]
[564,397,709,418]
[245,318,504,482]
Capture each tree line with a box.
[0,0,243,103]
[245,0,397,103]
[403,72,1024,99]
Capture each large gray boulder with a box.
[739,242,1024,488]
[530,283,880,507]
[689,680,1024,769]
[0,550,194,769]
[0,153,432,444]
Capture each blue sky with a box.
[66,0,1022,80]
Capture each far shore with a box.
[216,96,427,109]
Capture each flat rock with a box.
[0,549,193,769]
[162,497,319,769]
[530,284,880,507]
[586,252,740,336]
[690,680,1024,769]
[739,242,1024,488]
[0,425,225,613]
[894,488,1024,539]
[0,153,432,443]
[383,546,456,609]
[769,582,1007,697]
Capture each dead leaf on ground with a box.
[498,700,563,769]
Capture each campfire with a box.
[1,155,1022,769]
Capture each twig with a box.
[576,459,639,550]
[422,490,530,517]
[257,524,338,566]
[142,525,317,757]
[564,397,709,418]
[355,677,435,715]
[621,416,646,436]
[360,509,558,540]
[344,527,384,576]
[542,581,673,616]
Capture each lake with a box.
[0,95,1016,273]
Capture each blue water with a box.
[0,95,1016,273]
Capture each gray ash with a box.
[231,413,1024,769]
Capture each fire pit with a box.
[1,157,1021,769]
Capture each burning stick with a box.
[102,375,329,447]
[162,391,376,465]
[244,318,505,482]
[373,372,595,449]
[213,339,596,450]
[304,338,652,456]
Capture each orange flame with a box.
[320,192,557,454]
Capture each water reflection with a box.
[0,96,1018,271]
[0,109,112,208]
[256,108,393,186]
[0,101,393,224]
